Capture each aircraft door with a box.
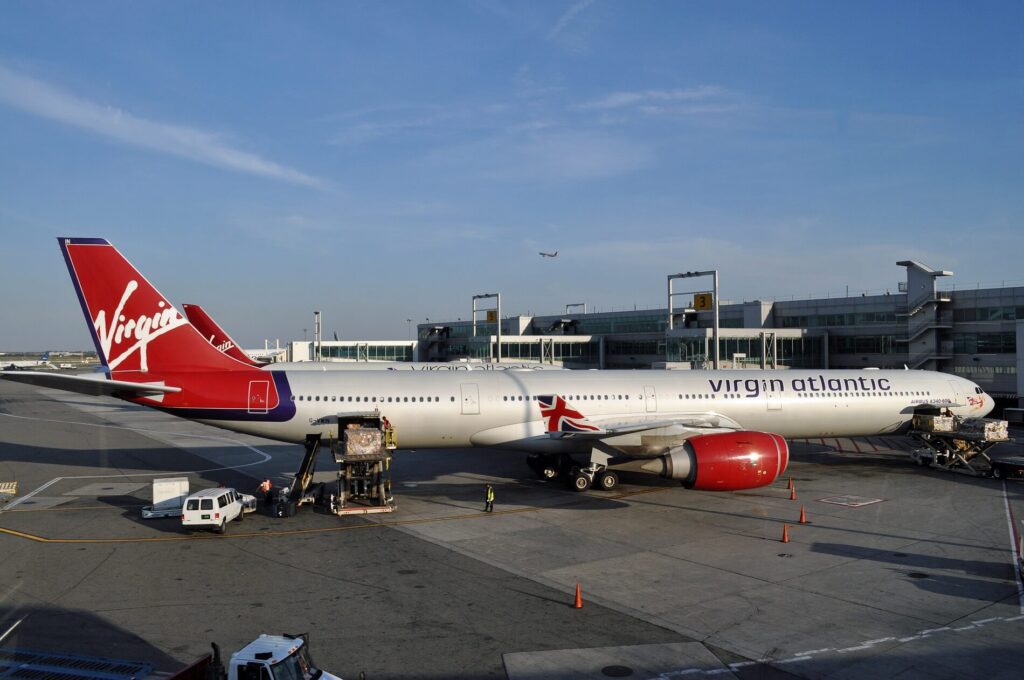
[248,380,269,414]
[644,385,657,413]
[947,380,965,408]
[461,383,480,415]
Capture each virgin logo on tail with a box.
[94,280,188,371]
[537,395,600,433]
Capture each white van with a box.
[182,487,250,533]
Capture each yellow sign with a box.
[486,310,498,322]
[693,293,713,311]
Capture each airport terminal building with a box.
[412,261,1024,407]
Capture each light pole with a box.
[472,293,501,362]
[667,270,720,369]
[406,319,412,340]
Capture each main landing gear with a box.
[527,454,619,493]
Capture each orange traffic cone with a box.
[787,477,793,490]
[781,524,790,543]
[799,506,808,524]
[789,487,797,501]
[573,582,583,609]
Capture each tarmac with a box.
[1,378,1023,679]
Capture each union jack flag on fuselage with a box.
[537,395,601,433]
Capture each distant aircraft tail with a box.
[183,303,266,367]
[59,238,257,376]
[39,351,50,362]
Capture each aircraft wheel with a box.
[596,471,619,491]
[571,470,592,492]
[992,465,1005,480]
[541,464,559,480]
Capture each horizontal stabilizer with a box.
[0,370,181,398]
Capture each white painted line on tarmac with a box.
[1001,478,1024,614]
[0,617,24,644]
[0,412,273,512]
[4,477,62,510]
[644,615,1024,679]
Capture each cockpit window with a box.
[975,387,983,394]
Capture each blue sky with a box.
[1,1,1021,350]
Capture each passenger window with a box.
[201,499,213,510]
[186,499,199,511]
[218,495,228,508]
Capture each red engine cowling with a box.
[646,431,789,491]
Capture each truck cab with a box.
[230,635,342,680]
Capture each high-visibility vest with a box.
[486,487,495,502]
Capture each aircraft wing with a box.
[548,414,739,439]
[536,396,741,441]
[0,370,181,398]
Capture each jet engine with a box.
[640,431,788,491]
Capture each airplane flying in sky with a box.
[0,238,994,493]
[539,251,558,258]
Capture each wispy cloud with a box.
[547,0,602,53]
[0,65,326,189]
[576,86,732,111]
[548,0,595,40]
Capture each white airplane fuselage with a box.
[196,368,993,450]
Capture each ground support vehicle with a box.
[141,477,189,519]
[273,414,395,518]
[329,413,395,514]
[909,414,1011,476]
[989,455,1024,480]
[168,634,342,680]
[182,487,255,533]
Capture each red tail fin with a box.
[183,303,265,367]
[60,238,253,375]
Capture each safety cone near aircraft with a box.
[799,506,808,525]
[573,583,583,609]
[781,524,791,543]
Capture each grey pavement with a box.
[2,380,1023,679]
